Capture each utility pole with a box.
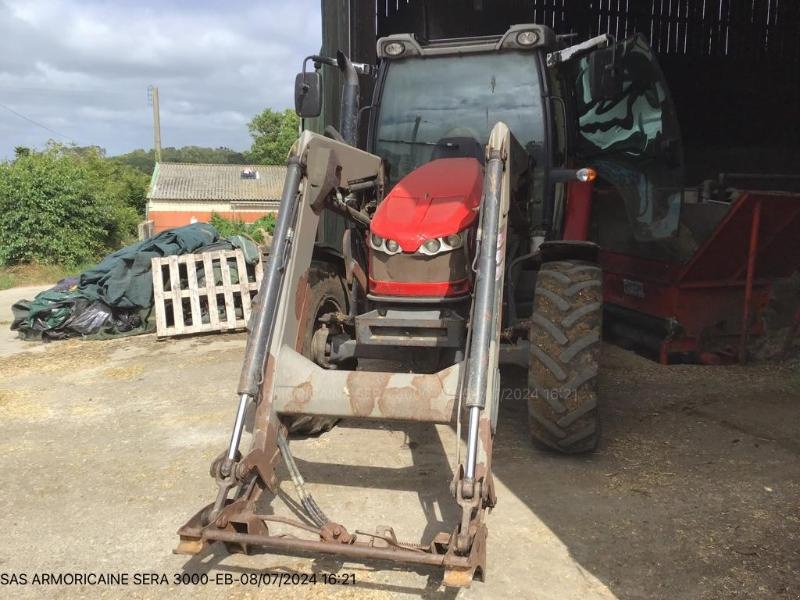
[147,85,162,163]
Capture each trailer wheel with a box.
[283,263,350,437]
[527,260,602,453]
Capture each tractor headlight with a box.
[418,231,467,256]
[383,41,406,57]
[515,30,539,47]
[422,239,442,254]
[369,233,402,255]
[445,233,463,249]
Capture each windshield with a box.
[374,51,545,186]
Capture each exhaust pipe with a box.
[336,50,359,146]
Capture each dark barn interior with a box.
[321,0,800,184]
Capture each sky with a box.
[0,0,321,159]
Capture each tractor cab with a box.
[369,25,552,189]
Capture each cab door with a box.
[567,34,684,245]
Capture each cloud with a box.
[0,0,322,158]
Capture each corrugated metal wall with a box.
[375,0,799,63]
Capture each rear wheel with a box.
[527,260,602,453]
[282,263,350,436]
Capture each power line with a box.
[0,84,131,97]
[0,101,75,143]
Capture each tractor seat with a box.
[431,136,485,164]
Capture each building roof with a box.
[147,163,286,201]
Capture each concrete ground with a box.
[0,285,50,357]
[1,285,799,599]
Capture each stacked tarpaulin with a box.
[10,223,259,341]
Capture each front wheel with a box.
[527,260,603,454]
[282,263,350,436]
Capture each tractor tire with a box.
[527,260,602,454]
[282,263,350,437]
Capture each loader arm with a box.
[176,123,520,587]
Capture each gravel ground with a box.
[0,285,50,357]
[0,295,798,599]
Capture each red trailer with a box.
[592,187,800,364]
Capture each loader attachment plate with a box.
[176,521,487,583]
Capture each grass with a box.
[0,262,94,291]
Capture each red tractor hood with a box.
[371,158,483,252]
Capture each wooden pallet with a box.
[151,250,263,337]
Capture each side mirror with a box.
[295,71,322,118]
[588,47,623,101]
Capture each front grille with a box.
[370,248,469,284]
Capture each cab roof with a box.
[377,24,556,59]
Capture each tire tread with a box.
[527,260,602,454]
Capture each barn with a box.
[321,0,800,182]
[145,163,286,233]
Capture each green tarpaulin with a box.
[10,223,260,341]
[78,223,218,309]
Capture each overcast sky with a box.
[0,0,321,159]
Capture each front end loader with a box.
[177,124,514,585]
[177,24,669,585]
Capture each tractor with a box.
[177,24,682,585]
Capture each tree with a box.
[0,145,143,266]
[112,146,248,175]
[246,109,300,165]
[60,144,107,158]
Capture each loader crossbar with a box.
[177,515,488,587]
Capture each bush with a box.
[209,212,276,243]
[0,145,143,266]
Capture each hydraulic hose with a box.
[277,432,330,528]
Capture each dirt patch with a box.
[0,388,50,420]
[0,339,119,378]
[104,365,145,381]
